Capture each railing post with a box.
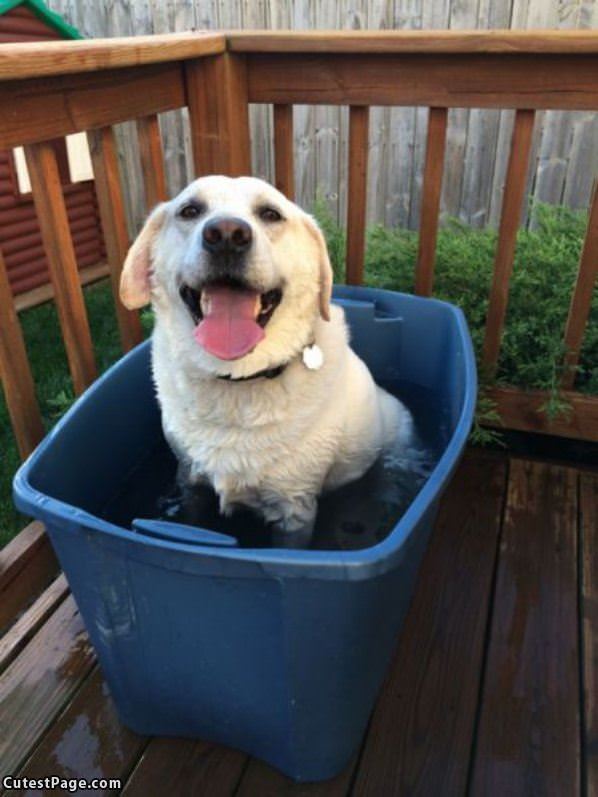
[561,180,598,389]
[346,106,370,285]
[88,126,143,352]
[24,141,97,394]
[0,248,44,458]
[273,104,295,200]
[185,52,251,176]
[137,115,168,208]
[415,107,448,297]
[482,109,536,378]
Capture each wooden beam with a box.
[0,32,225,80]
[88,127,143,352]
[228,30,598,55]
[272,104,295,200]
[562,180,598,389]
[14,262,109,313]
[482,109,535,377]
[24,141,97,394]
[185,53,251,177]
[415,107,448,296]
[245,53,598,110]
[486,386,598,442]
[0,247,44,458]
[0,62,187,150]
[346,106,369,285]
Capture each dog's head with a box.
[120,176,333,376]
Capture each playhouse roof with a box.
[0,0,82,39]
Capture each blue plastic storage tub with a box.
[14,286,476,782]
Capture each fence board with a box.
[40,3,598,229]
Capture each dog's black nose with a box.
[202,216,252,256]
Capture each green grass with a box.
[0,283,153,547]
[1,202,595,545]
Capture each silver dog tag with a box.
[302,344,324,370]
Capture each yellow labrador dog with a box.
[120,176,412,543]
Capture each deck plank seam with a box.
[578,471,588,797]
[0,578,70,675]
[114,732,154,794]
[228,754,254,796]
[464,454,511,796]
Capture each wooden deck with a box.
[0,447,596,795]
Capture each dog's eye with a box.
[178,202,204,221]
[258,206,283,223]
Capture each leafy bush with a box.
[314,198,597,396]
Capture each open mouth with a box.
[179,278,283,361]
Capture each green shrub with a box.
[314,198,596,396]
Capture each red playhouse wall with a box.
[0,4,105,297]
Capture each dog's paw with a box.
[262,494,317,547]
[271,526,314,549]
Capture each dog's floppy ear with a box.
[120,203,167,309]
[303,214,334,321]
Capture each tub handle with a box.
[132,518,239,548]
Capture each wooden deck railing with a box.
[0,30,597,456]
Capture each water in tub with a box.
[102,380,448,551]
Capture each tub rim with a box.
[13,287,477,581]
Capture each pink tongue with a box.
[194,285,264,360]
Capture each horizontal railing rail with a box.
[0,30,596,457]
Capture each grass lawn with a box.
[1,203,596,546]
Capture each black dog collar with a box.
[216,340,320,383]
[217,363,287,382]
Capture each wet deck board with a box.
[16,667,147,790]
[123,738,247,796]
[471,460,580,795]
[0,449,594,795]
[353,452,507,796]
[235,754,358,796]
[0,595,95,774]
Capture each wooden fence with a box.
[44,0,598,233]
[0,30,597,457]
